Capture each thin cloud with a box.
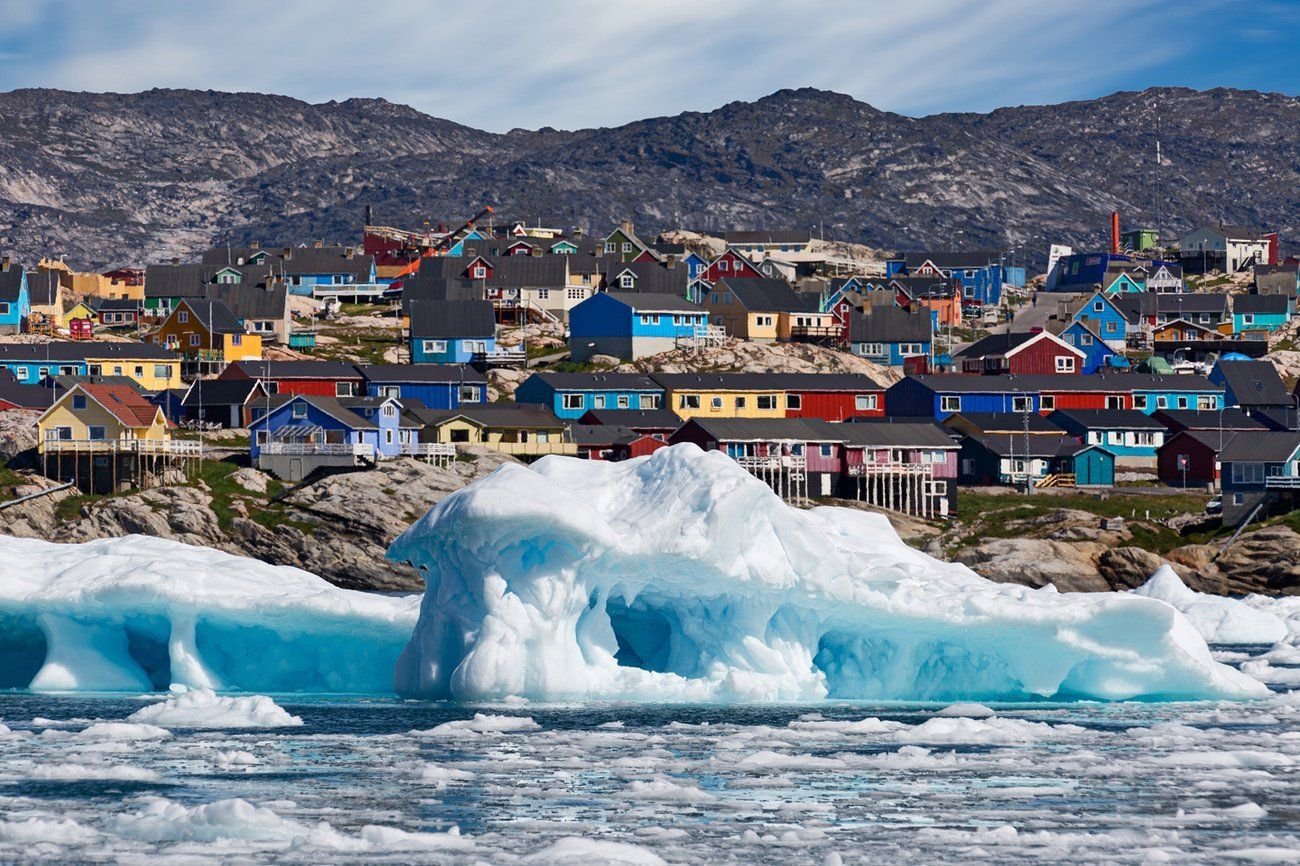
[0,0,1288,130]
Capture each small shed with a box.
[1071,444,1116,487]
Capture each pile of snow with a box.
[390,444,1266,703]
[0,534,419,693]
[1131,566,1289,645]
[127,688,303,728]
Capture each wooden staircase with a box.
[1036,473,1076,489]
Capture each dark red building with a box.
[956,331,1085,376]
[1157,430,1227,488]
[698,250,763,284]
[779,373,887,420]
[219,360,364,398]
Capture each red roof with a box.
[78,384,161,428]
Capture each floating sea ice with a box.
[127,688,303,728]
[74,722,171,741]
[0,818,100,845]
[936,702,997,718]
[1131,566,1289,645]
[411,713,540,736]
[391,445,1266,703]
[415,764,476,787]
[893,716,1085,745]
[28,763,160,782]
[521,836,667,865]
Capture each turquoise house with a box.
[1232,294,1292,333]
[0,262,31,335]
[1126,375,1223,414]
[408,300,498,364]
[568,292,708,362]
[1071,444,1116,487]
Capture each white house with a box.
[1179,225,1273,274]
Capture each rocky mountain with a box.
[2,85,1299,269]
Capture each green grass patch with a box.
[55,492,105,522]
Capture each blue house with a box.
[0,344,88,384]
[1048,409,1167,467]
[1069,290,1132,352]
[409,300,498,364]
[1209,359,1292,412]
[357,363,487,409]
[847,307,931,367]
[0,260,31,335]
[277,246,377,296]
[1232,293,1292,333]
[515,372,665,419]
[338,396,407,458]
[1218,431,1300,524]
[1058,320,1117,375]
[569,292,708,362]
[886,252,1004,306]
[249,394,384,472]
[1122,374,1223,414]
[887,375,1044,420]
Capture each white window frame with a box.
[854,394,878,411]
[940,395,961,413]
[421,339,447,354]
[757,394,778,410]
[562,394,584,410]
[1055,356,1076,373]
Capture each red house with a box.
[219,360,364,398]
[1039,378,1131,412]
[570,424,667,461]
[698,250,763,284]
[777,373,886,420]
[955,331,1085,376]
[1157,430,1227,488]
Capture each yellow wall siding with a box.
[37,397,168,452]
[667,389,786,420]
[85,357,182,391]
[222,332,262,362]
[71,273,144,301]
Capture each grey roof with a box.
[1157,294,1228,315]
[26,269,61,305]
[1048,408,1166,430]
[837,420,958,448]
[1152,408,1268,432]
[942,412,1065,435]
[145,263,275,299]
[273,246,374,279]
[1218,431,1300,463]
[1231,293,1291,315]
[408,300,496,339]
[179,298,243,334]
[421,403,565,430]
[577,408,682,429]
[356,363,486,384]
[1111,293,1158,322]
[526,372,662,391]
[182,377,265,407]
[226,360,362,380]
[91,297,141,313]
[1216,225,1271,241]
[439,254,569,288]
[262,393,376,429]
[569,424,640,446]
[0,262,22,301]
[848,306,932,343]
[904,373,1220,394]
[0,379,56,409]
[1215,360,1291,406]
[725,230,811,245]
[895,276,961,299]
[955,332,1039,359]
[651,372,882,392]
[965,432,1082,458]
[714,277,816,313]
[401,275,484,310]
[679,417,848,442]
[603,261,689,295]
[0,341,177,362]
[205,282,288,321]
[604,292,702,313]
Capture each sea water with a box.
[0,644,1296,865]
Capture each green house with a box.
[1072,444,1116,487]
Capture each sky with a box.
[0,0,1296,132]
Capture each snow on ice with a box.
[1131,566,1288,645]
[389,444,1267,702]
[0,534,418,693]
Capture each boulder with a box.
[954,538,1111,592]
[231,467,270,494]
[1096,547,1187,590]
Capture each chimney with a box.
[250,240,260,250]
[666,258,676,269]
[314,240,324,249]
[282,247,293,260]
[531,246,542,257]
[1110,211,1121,255]
[344,246,355,259]
[620,219,635,236]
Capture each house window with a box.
[231,333,242,346]
[719,260,729,271]
[292,403,307,419]
[1156,396,1168,409]
[1055,356,1076,373]
[466,341,487,354]
[757,395,778,410]
[1105,322,1118,333]
[14,366,27,380]
[422,340,447,354]
[1232,463,1265,485]
[710,397,723,409]
[756,315,773,327]
[617,395,630,409]
[639,314,658,325]
[622,242,633,253]
[1243,313,1254,325]
[899,343,922,356]
[382,404,396,417]
[256,431,268,445]
[385,430,395,444]
[1107,396,1125,410]
[1197,395,1216,411]
[786,394,802,411]
[639,394,658,409]
[620,274,635,289]
[536,288,550,300]
[854,394,878,411]
[1041,395,1055,410]
[1133,394,1148,410]
[48,426,73,441]
[1012,396,1032,412]
[1177,396,1189,409]
[0,303,8,315]
[680,395,700,409]
[72,395,87,410]
[567,288,584,299]
[940,396,961,413]
[857,342,884,356]
[605,242,616,253]
[336,382,354,397]
[472,266,486,279]
[562,394,584,410]
[735,397,746,409]
[38,367,49,378]
[1093,301,1104,312]
[189,334,201,347]
[178,311,189,323]
[458,386,480,403]
[820,444,833,457]
[378,386,400,398]
[87,426,106,441]
[593,395,606,409]
[1079,333,1094,346]
[710,293,719,304]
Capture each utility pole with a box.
[1023,398,1033,496]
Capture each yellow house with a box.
[652,373,786,421]
[65,300,97,322]
[151,299,263,365]
[415,404,576,457]
[83,343,183,391]
[701,277,833,343]
[37,383,170,453]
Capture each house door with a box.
[820,474,832,496]
[289,458,303,482]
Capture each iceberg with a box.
[0,534,418,693]
[1131,566,1289,645]
[389,444,1266,703]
